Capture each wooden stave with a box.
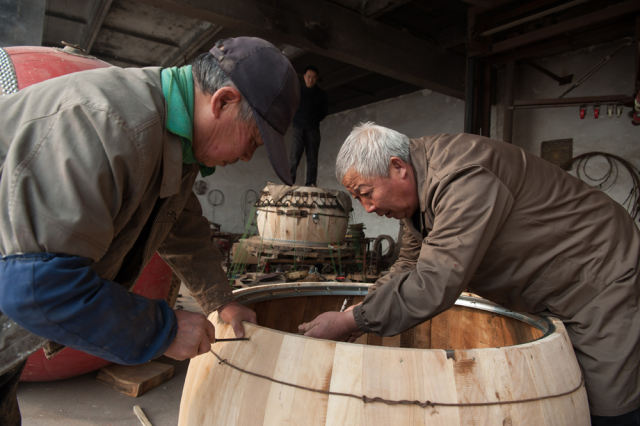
[179,283,589,425]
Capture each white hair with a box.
[335,122,410,182]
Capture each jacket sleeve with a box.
[0,253,176,364]
[158,193,234,314]
[353,166,514,335]
[372,220,421,291]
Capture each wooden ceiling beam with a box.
[473,0,573,33]
[489,24,633,64]
[360,0,413,18]
[84,0,113,52]
[322,66,371,90]
[135,0,465,98]
[161,25,224,67]
[487,0,640,55]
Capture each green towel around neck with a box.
[161,65,216,177]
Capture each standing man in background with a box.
[289,65,328,186]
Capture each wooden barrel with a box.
[255,184,351,245]
[180,283,589,425]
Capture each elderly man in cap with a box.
[299,122,640,425]
[0,36,299,423]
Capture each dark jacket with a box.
[292,84,328,129]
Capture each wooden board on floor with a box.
[97,361,175,397]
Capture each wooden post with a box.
[503,61,515,143]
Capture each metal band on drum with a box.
[232,282,555,340]
[256,190,344,210]
[252,236,348,247]
[255,207,349,219]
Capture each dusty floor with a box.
[18,357,189,426]
[17,286,202,425]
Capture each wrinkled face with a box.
[341,160,418,220]
[303,69,318,88]
[193,100,263,167]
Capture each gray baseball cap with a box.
[209,37,300,185]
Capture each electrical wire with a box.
[241,189,259,231]
[570,152,640,221]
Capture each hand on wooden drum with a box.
[298,310,359,341]
[217,302,257,338]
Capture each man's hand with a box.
[218,301,257,338]
[298,310,358,341]
[163,310,215,360]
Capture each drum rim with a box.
[233,282,555,340]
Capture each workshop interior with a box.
[1,0,639,425]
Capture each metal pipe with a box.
[512,94,632,109]
[559,39,632,98]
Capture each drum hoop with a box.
[256,190,344,210]
[232,283,554,338]
[255,207,348,219]
[254,236,346,247]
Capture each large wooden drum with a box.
[179,283,589,425]
[255,184,352,245]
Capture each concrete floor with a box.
[17,286,202,425]
[17,357,189,425]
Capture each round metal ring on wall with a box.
[207,189,225,206]
[0,48,18,96]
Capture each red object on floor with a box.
[3,46,174,381]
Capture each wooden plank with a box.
[84,0,112,51]
[135,0,465,98]
[96,361,175,397]
[326,343,364,425]
[489,0,640,55]
[263,334,335,425]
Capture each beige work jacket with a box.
[353,133,640,416]
[0,66,232,315]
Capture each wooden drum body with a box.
[180,283,589,425]
[255,184,352,246]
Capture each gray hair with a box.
[191,52,254,123]
[335,122,410,182]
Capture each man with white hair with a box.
[299,122,640,425]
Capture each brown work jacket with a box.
[352,133,640,416]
